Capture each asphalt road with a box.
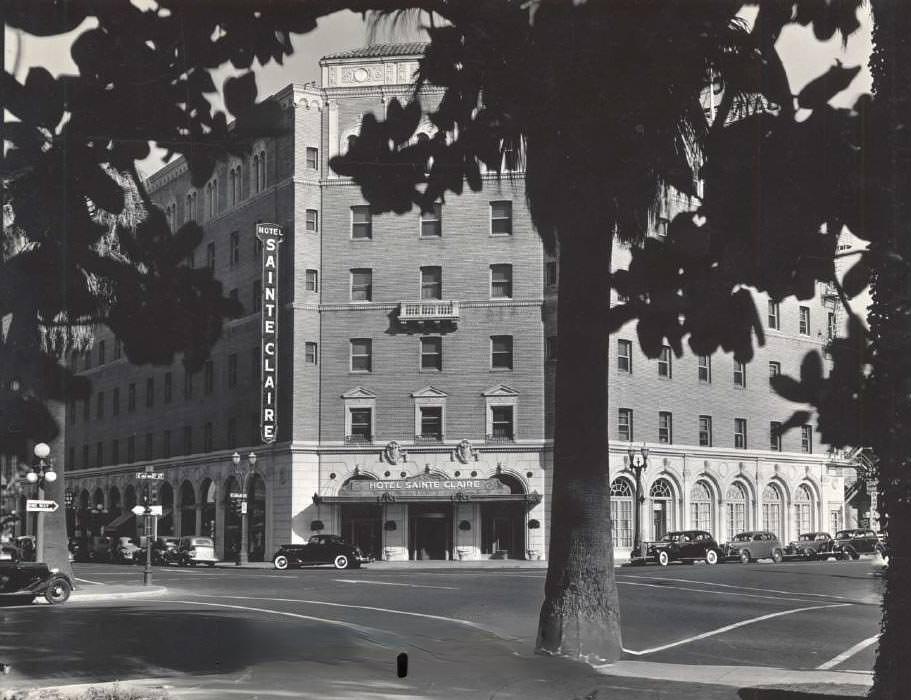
[0,558,883,699]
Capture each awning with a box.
[320,493,538,504]
[102,512,134,533]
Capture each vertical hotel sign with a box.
[257,223,283,444]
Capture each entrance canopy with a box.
[322,475,539,504]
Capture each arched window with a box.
[206,179,218,219]
[795,483,813,535]
[254,149,266,193]
[726,482,748,540]
[252,155,260,194]
[180,481,196,536]
[610,478,633,548]
[690,481,713,533]
[650,478,675,540]
[762,484,783,541]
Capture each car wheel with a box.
[45,577,72,605]
[739,549,751,564]
[274,555,289,570]
[705,549,719,565]
[657,550,670,567]
[333,554,350,570]
[772,549,783,564]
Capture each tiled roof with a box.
[321,43,428,61]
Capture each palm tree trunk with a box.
[40,400,74,581]
[869,2,911,696]
[536,198,622,663]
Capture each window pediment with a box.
[341,386,376,399]
[411,385,448,399]
[482,384,519,398]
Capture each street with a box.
[0,558,882,699]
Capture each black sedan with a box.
[645,530,722,566]
[272,535,372,570]
[0,558,73,604]
[784,532,845,561]
[834,529,885,559]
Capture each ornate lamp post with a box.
[232,451,257,566]
[626,443,649,561]
[26,443,58,561]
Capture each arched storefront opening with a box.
[726,483,748,541]
[795,483,814,535]
[610,478,634,548]
[650,478,675,540]
[90,488,107,536]
[223,476,240,560]
[124,485,137,510]
[763,483,784,542]
[200,479,216,539]
[158,482,174,536]
[340,474,381,561]
[690,481,713,533]
[247,474,266,562]
[180,481,196,536]
[76,490,90,535]
[108,487,122,518]
[122,485,138,538]
[480,473,526,560]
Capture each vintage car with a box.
[272,535,372,570]
[151,537,181,566]
[177,536,218,566]
[113,537,142,564]
[784,532,843,560]
[834,529,885,559]
[86,536,113,563]
[0,544,21,561]
[0,558,73,604]
[642,530,722,566]
[724,530,785,563]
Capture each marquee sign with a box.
[257,222,284,444]
[338,477,512,499]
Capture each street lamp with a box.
[626,443,649,561]
[232,451,257,566]
[27,443,58,560]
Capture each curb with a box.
[70,586,168,602]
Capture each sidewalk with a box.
[69,583,167,603]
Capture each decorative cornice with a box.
[313,300,543,313]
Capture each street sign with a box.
[26,499,59,513]
[136,471,164,480]
[131,505,146,515]
[132,505,164,516]
[148,505,163,516]
[229,492,246,499]
[241,501,248,514]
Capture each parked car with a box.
[113,537,142,564]
[151,537,181,566]
[0,544,21,561]
[272,535,372,570]
[724,530,784,563]
[0,559,73,604]
[784,532,846,561]
[68,536,90,562]
[833,529,884,560]
[87,536,113,563]
[644,530,722,566]
[177,536,218,567]
[14,536,36,562]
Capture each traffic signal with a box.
[149,486,159,506]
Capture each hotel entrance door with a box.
[408,505,451,560]
[340,504,381,560]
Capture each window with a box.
[98,340,106,365]
[351,269,373,302]
[420,203,442,237]
[254,234,262,257]
[183,426,192,455]
[84,351,91,370]
[762,484,783,541]
[162,430,171,459]
[305,209,319,233]
[490,406,514,439]
[185,191,197,222]
[420,266,442,300]
[420,337,442,371]
[490,264,513,298]
[96,391,105,419]
[305,146,319,170]
[768,301,780,330]
[690,482,713,533]
[305,342,318,364]
[144,433,154,460]
[83,445,90,468]
[112,388,120,416]
[734,360,746,388]
[770,422,782,451]
[351,339,372,372]
[146,377,154,408]
[253,150,266,193]
[699,415,712,447]
[251,347,260,382]
[111,439,119,465]
[206,179,218,219]
[83,397,90,421]
[128,383,136,411]
[351,206,372,239]
[610,479,634,548]
[491,335,513,370]
[184,370,193,399]
[419,406,443,440]
[114,338,122,359]
[545,261,557,287]
[164,372,172,403]
[96,442,104,468]
[801,424,813,453]
[127,436,135,463]
[658,346,672,378]
[230,231,240,265]
[204,360,214,394]
[545,336,557,361]
[228,353,238,388]
[206,241,215,270]
[349,408,372,442]
[618,408,634,442]
[734,418,747,449]
[799,306,810,335]
[203,422,213,452]
[726,483,747,541]
[769,361,781,378]
[828,311,837,340]
[796,484,813,534]
[253,279,262,312]
[229,165,241,206]
[617,339,632,373]
[698,355,711,383]
[305,269,318,292]
[491,201,512,235]
[226,419,237,449]
[656,216,670,238]
[658,411,673,444]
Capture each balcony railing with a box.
[485,434,515,445]
[398,300,460,323]
[344,434,373,445]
